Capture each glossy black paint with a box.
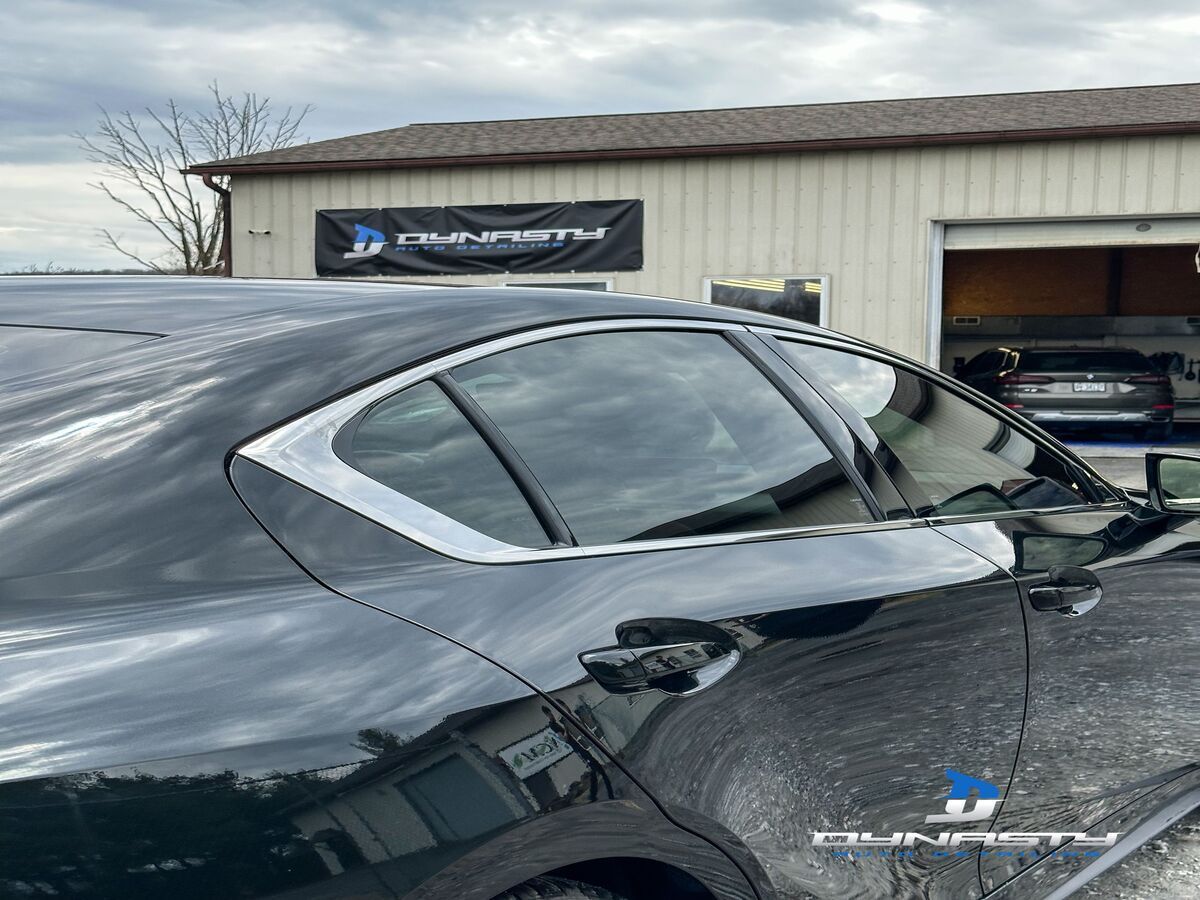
[2,276,1196,900]
[764,336,1199,894]
[233,458,1027,900]
[0,275,396,333]
[0,277,775,899]
[1,579,711,899]
[933,507,1200,894]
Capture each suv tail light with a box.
[995,373,1053,385]
[1125,374,1171,385]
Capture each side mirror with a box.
[1146,451,1200,513]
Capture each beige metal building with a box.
[188,84,1200,394]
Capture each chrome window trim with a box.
[576,518,927,558]
[750,325,1125,508]
[238,317,920,565]
[924,500,1132,527]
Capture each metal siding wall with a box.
[230,134,1200,359]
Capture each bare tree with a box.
[77,83,311,275]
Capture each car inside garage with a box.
[939,217,1200,458]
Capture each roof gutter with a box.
[200,173,232,278]
[183,121,1200,177]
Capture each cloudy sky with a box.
[2,0,1198,271]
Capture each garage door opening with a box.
[937,221,1200,452]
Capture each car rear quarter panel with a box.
[230,455,1029,900]
[0,295,773,899]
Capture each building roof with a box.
[186,83,1200,175]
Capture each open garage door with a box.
[940,218,1200,431]
[945,217,1200,251]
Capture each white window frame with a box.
[702,275,830,328]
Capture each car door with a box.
[234,318,1029,900]
[765,332,1200,895]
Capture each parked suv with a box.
[955,346,1175,440]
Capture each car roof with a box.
[0,276,861,396]
[0,275,837,341]
[0,275,425,335]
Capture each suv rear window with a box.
[0,327,153,379]
[1018,350,1153,373]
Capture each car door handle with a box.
[579,618,741,697]
[1028,565,1103,616]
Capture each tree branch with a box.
[79,84,311,274]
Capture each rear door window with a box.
[774,341,1094,517]
[338,381,550,548]
[450,329,872,545]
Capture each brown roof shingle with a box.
[186,83,1200,174]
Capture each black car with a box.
[1,277,1196,900]
[955,346,1175,440]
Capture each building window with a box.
[397,755,519,842]
[503,280,612,291]
[704,276,828,326]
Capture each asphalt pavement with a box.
[1063,422,1200,490]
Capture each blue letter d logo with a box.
[925,769,1002,824]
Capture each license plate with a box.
[1073,382,1107,392]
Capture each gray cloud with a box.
[2,0,1199,269]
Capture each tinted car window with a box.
[776,341,1091,517]
[452,330,871,545]
[0,326,152,379]
[340,381,549,548]
[1018,350,1153,372]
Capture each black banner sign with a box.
[315,199,643,277]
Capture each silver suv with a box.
[956,346,1174,440]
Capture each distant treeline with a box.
[1,264,186,276]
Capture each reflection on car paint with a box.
[233,458,1030,900]
[934,506,1200,893]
